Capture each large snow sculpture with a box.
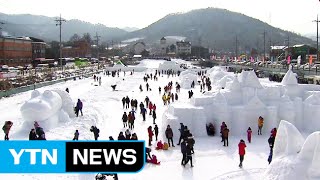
[263,120,320,180]
[20,89,75,132]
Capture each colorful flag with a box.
[309,55,313,65]
[287,55,291,64]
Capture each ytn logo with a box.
[66,141,145,172]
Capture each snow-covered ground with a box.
[1,59,319,180]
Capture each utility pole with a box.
[55,14,66,72]
[263,31,267,61]
[313,15,320,63]
[269,38,272,61]
[235,35,238,61]
[94,32,101,69]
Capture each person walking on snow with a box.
[76,99,83,117]
[128,112,134,130]
[238,139,247,168]
[165,125,175,147]
[258,116,264,135]
[148,101,153,115]
[184,144,194,167]
[181,140,187,165]
[145,96,150,107]
[122,97,126,109]
[141,107,147,121]
[122,112,128,128]
[247,127,252,143]
[152,110,157,124]
[154,124,159,141]
[148,126,154,146]
[73,130,79,140]
[177,123,185,145]
[139,102,144,113]
[2,121,13,140]
[125,96,130,109]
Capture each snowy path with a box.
[0,60,271,180]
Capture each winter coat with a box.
[118,134,126,140]
[2,121,12,134]
[125,97,130,104]
[258,117,264,127]
[268,136,275,148]
[220,124,226,133]
[122,114,128,122]
[29,131,37,140]
[148,128,154,138]
[222,128,229,138]
[148,102,153,110]
[74,131,79,139]
[77,100,83,109]
[122,97,126,104]
[186,145,192,156]
[238,142,247,155]
[187,136,195,147]
[139,103,144,109]
[181,141,187,154]
[271,129,277,137]
[178,124,185,135]
[165,127,173,138]
[156,141,163,150]
[152,111,157,119]
[128,113,134,123]
[154,126,159,135]
[247,129,252,137]
[152,104,156,111]
[141,108,147,114]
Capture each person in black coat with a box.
[90,126,100,140]
[122,97,126,109]
[146,147,152,161]
[184,144,193,167]
[154,124,159,141]
[180,140,187,165]
[268,135,275,150]
[122,112,128,128]
[29,129,37,140]
[152,110,157,124]
[118,132,126,140]
[177,123,185,145]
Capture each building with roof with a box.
[0,36,32,66]
[29,37,46,60]
[132,42,146,55]
[176,41,191,56]
[62,40,91,58]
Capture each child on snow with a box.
[247,127,252,143]
[258,116,264,135]
[156,140,164,150]
[147,155,160,165]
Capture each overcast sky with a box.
[0,0,319,36]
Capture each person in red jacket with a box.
[238,139,247,168]
[148,102,153,115]
[271,128,277,137]
[148,126,154,146]
[247,127,252,143]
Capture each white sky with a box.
[0,0,319,35]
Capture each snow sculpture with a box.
[241,70,263,88]
[264,120,320,180]
[20,89,75,132]
[303,92,320,132]
[278,93,296,125]
[180,72,198,89]
[281,66,298,85]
